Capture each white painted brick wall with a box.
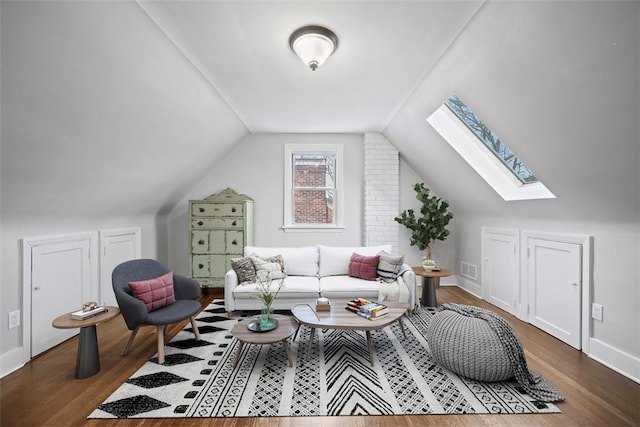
[363,132,399,253]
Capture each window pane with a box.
[445,94,538,184]
[294,189,335,224]
[293,154,336,188]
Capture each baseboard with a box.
[444,275,483,299]
[0,347,25,379]
[588,338,640,384]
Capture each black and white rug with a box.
[90,300,561,418]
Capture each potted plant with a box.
[394,182,454,269]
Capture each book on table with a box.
[345,298,389,319]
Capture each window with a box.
[283,144,344,231]
[427,95,555,201]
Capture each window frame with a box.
[283,144,344,232]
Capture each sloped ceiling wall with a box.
[386,1,639,223]
[1,1,248,219]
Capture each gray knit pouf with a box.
[425,310,513,382]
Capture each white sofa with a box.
[224,245,417,316]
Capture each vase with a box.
[260,304,274,329]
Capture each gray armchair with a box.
[112,259,202,364]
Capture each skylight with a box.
[427,95,555,201]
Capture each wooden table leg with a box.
[306,328,316,359]
[234,341,245,368]
[283,339,292,367]
[365,331,374,367]
[397,317,407,339]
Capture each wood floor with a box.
[1,286,638,426]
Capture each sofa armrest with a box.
[224,269,239,314]
[399,264,417,310]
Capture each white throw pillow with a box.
[244,246,319,276]
[318,245,391,277]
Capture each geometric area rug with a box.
[89,300,561,418]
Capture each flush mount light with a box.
[289,25,338,71]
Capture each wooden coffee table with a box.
[291,302,408,366]
[230,314,298,368]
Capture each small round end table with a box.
[230,314,298,368]
[412,267,451,308]
[52,306,120,379]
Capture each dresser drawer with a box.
[192,203,243,217]
[191,218,243,229]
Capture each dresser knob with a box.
[232,240,238,245]
[232,221,237,226]
[198,239,205,245]
[197,221,203,226]
[199,207,204,213]
[198,264,204,269]
[231,207,237,212]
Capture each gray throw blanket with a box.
[441,303,565,403]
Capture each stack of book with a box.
[345,298,389,320]
[70,306,107,320]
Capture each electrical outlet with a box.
[591,303,603,322]
[8,310,20,329]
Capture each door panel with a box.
[100,229,141,306]
[31,239,90,356]
[482,229,518,315]
[528,238,582,349]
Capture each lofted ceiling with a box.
[1,1,638,224]
[137,1,484,133]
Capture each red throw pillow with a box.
[129,271,176,312]
[348,253,380,281]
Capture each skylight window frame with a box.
[427,100,555,201]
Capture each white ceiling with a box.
[138,1,484,133]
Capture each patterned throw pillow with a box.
[128,271,176,312]
[250,255,286,280]
[377,250,405,282]
[231,256,257,285]
[348,253,380,281]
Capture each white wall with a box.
[168,133,368,275]
[454,214,640,380]
[0,213,162,375]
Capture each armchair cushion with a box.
[128,271,175,312]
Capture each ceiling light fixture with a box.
[289,25,338,71]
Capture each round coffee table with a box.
[52,306,120,379]
[230,314,298,368]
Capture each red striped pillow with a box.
[129,272,176,312]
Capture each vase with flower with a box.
[253,271,286,330]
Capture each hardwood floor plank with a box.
[1,287,638,426]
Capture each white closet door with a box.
[100,228,141,306]
[31,239,91,356]
[482,228,518,315]
[527,238,582,349]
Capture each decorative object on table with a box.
[70,303,107,320]
[90,300,561,419]
[252,270,286,330]
[394,182,454,267]
[315,296,331,312]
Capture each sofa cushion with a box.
[348,253,380,281]
[231,256,257,285]
[377,251,405,282]
[245,246,318,276]
[318,245,391,277]
[128,272,175,312]
[320,276,382,301]
[232,276,319,300]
